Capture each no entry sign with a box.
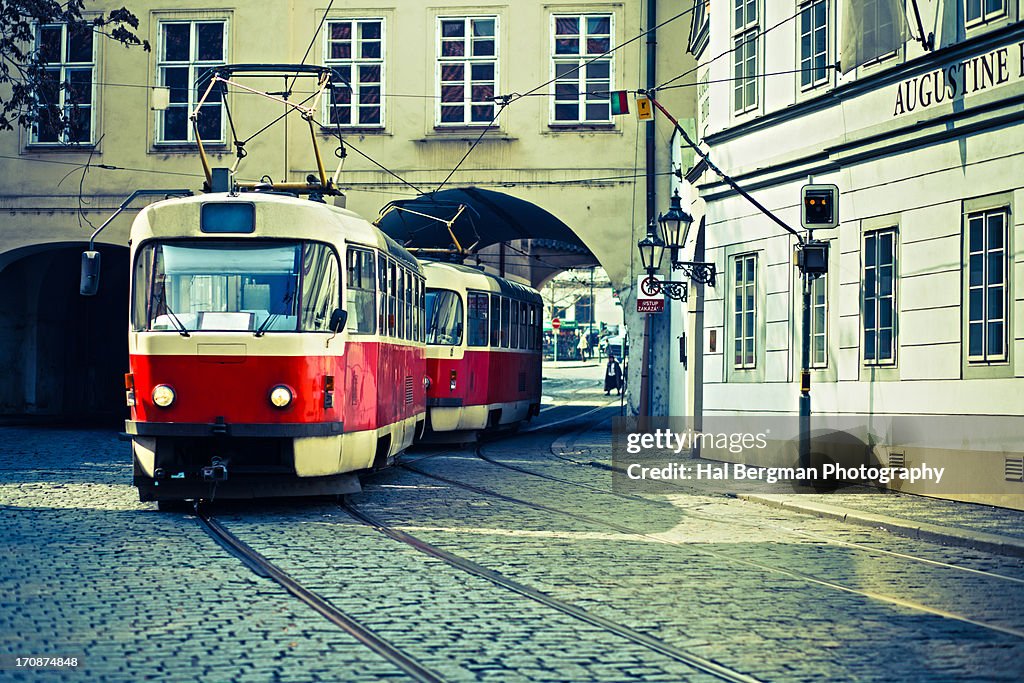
[552,317,561,329]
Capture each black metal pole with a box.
[799,268,811,476]
[644,0,657,418]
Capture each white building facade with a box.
[676,0,1024,505]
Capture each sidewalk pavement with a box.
[544,360,602,368]
[569,414,1024,560]
[734,491,1024,559]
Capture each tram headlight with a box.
[269,385,293,408]
[152,384,176,408]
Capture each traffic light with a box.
[801,183,839,229]
[795,240,829,276]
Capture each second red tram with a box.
[421,261,543,437]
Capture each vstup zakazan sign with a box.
[893,41,1024,117]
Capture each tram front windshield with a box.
[133,240,340,333]
[425,288,463,345]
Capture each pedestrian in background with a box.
[604,355,623,395]
[577,332,590,361]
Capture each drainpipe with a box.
[645,0,657,222]
[643,0,657,418]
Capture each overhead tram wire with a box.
[656,64,840,90]
[425,5,697,197]
[288,0,336,94]
[510,6,696,103]
[652,6,807,92]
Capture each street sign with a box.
[636,275,664,313]
[552,317,561,329]
[636,96,653,121]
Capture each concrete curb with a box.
[736,493,1024,559]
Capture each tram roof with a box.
[420,260,542,305]
[130,192,419,270]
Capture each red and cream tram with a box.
[421,261,543,437]
[125,192,426,503]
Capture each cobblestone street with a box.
[2,365,1023,681]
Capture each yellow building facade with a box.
[0,0,695,416]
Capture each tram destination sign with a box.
[892,40,1024,118]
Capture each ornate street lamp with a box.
[637,193,717,302]
[637,227,666,274]
[657,190,692,260]
[659,190,716,288]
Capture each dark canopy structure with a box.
[376,187,587,253]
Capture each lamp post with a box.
[637,191,715,303]
[635,193,717,417]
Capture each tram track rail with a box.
[341,498,763,683]
[194,505,444,683]
[400,454,1024,641]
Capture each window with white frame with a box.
[966,208,1008,362]
[551,14,613,124]
[324,19,383,127]
[688,1,710,56]
[810,275,828,367]
[437,16,497,126]
[732,0,758,113]
[32,23,95,144]
[733,253,757,369]
[863,228,897,364]
[966,0,1005,25]
[157,20,226,143]
[799,0,829,90]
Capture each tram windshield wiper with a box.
[254,291,294,338]
[154,292,190,337]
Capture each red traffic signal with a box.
[801,184,839,229]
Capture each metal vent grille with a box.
[351,371,359,405]
[888,451,906,470]
[1005,457,1024,482]
[518,372,526,392]
[405,376,414,405]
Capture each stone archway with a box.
[0,243,129,421]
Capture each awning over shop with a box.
[376,187,586,252]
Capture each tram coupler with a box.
[201,457,228,482]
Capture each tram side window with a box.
[528,304,537,349]
[520,301,528,350]
[534,304,543,349]
[345,247,376,334]
[410,275,418,342]
[419,278,426,342]
[425,288,464,345]
[500,296,511,348]
[398,266,407,339]
[388,260,397,337]
[378,253,387,333]
[490,294,501,346]
[301,243,341,331]
[510,298,520,348]
[536,305,544,348]
[467,292,489,347]
[405,270,413,340]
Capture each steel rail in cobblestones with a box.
[341,499,763,683]
[537,416,1024,586]
[195,508,445,683]
[402,458,1024,641]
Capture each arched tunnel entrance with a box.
[378,186,645,410]
[0,244,129,422]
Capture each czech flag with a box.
[610,90,629,115]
